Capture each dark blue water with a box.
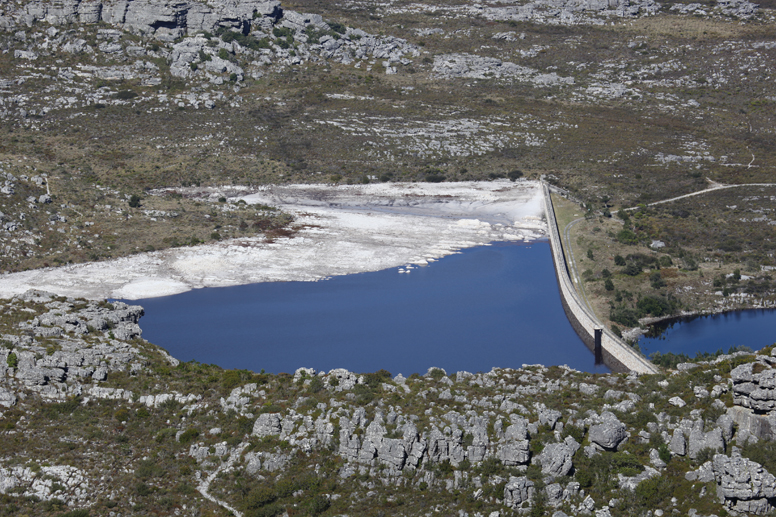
[639,309,776,358]
[131,241,608,375]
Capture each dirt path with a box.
[617,180,776,213]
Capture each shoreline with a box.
[630,305,776,343]
[0,180,547,301]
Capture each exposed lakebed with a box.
[131,241,610,375]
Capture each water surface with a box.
[132,242,608,375]
[639,309,776,358]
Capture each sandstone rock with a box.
[537,441,574,477]
[649,448,666,468]
[497,418,530,465]
[713,453,776,515]
[727,406,775,442]
[618,466,660,491]
[579,382,599,395]
[589,413,627,450]
[0,387,17,407]
[253,413,282,437]
[503,476,535,508]
[685,461,714,482]
[688,427,724,459]
[732,363,776,413]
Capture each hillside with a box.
[0,0,775,333]
[1,291,776,516]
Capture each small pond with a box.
[638,309,776,359]
[130,241,608,376]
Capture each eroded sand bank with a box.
[0,181,547,300]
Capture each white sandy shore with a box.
[0,181,547,300]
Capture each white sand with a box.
[0,181,547,300]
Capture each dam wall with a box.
[542,183,659,374]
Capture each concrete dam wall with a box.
[542,183,659,374]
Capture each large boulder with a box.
[669,429,687,456]
[497,418,530,466]
[537,441,575,477]
[589,412,627,450]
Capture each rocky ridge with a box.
[1,291,776,515]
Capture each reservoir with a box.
[132,241,608,376]
[638,309,776,359]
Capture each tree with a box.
[605,278,615,291]
[128,194,141,208]
[7,352,18,369]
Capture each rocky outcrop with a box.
[732,361,776,414]
[0,465,90,504]
[503,476,535,508]
[713,452,776,515]
[433,53,575,87]
[14,0,282,37]
[0,290,171,403]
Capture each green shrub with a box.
[610,306,639,327]
[175,481,196,495]
[604,278,615,291]
[308,376,324,393]
[634,475,673,509]
[328,21,347,34]
[59,510,90,517]
[617,229,639,245]
[428,368,445,380]
[561,424,585,444]
[242,487,278,510]
[178,429,199,444]
[637,295,678,318]
[135,482,152,496]
[658,444,671,464]
[135,459,164,480]
[6,352,18,368]
[222,370,241,390]
[741,440,776,473]
[115,90,137,100]
[623,263,642,276]
[695,447,718,464]
[650,271,666,289]
[614,255,626,266]
[272,27,293,39]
